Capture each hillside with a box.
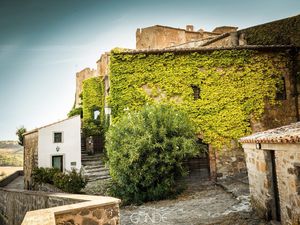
[0,141,23,166]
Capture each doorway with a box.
[266,150,281,222]
[183,140,210,183]
[52,155,63,172]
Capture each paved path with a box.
[120,178,267,225]
[4,175,24,189]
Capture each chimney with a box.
[186,25,194,32]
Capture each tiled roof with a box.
[117,45,296,55]
[23,115,81,136]
[240,122,300,144]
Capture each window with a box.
[52,155,63,172]
[275,77,287,100]
[93,109,100,120]
[191,85,200,100]
[53,132,62,143]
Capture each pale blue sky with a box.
[0,0,300,140]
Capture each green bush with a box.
[106,104,198,204]
[33,168,87,193]
[53,169,87,194]
[32,167,60,184]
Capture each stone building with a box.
[74,68,97,108]
[69,14,300,182]
[108,45,300,180]
[136,24,237,50]
[240,122,300,225]
[23,116,82,189]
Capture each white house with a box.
[37,115,82,172]
[23,115,82,189]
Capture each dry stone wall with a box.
[0,188,120,225]
[23,130,38,190]
[0,188,83,225]
[55,204,119,225]
[243,143,300,225]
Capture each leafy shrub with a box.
[33,167,87,193]
[106,104,198,204]
[32,167,60,184]
[53,169,87,193]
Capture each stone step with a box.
[81,156,102,161]
[83,164,106,170]
[84,171,109,180]
[85,170,110,176]
[88,176,111,182]
[81,160,105,166]
[84,167,109,173]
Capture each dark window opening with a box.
[276,77,287,100]
[191,85,200,100]
[52,155,63,172]
[54,132,62,143]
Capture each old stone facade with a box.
[136,25,238,50]
[241,122,300,225]
[71,15,300,181]
[75,68,97,108]
[23,129,38,190]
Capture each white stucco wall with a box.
[38,115,81,171]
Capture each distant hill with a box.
[0,141,23,166]
[0,141,23,153]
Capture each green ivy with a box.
[239,15,300,45]
[109,49,288,148]
[68,107,82,118]
[82,77,105,136]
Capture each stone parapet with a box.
[0,188,120,225]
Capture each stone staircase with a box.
[81,151,111,182]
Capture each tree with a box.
[106,104,198,204]
[16,126,27,146]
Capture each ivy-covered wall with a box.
[238,14,300,46]
[82,77,105,136]
[109,49,292,148]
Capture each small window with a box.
[52,155,63,172]
[54,132,62,143]
[191,85,200,100]
[276,77,287,100]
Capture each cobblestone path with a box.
[120,177,268,225]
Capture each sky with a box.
[0,0,300,140]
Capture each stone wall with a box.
[55,203,119,225]
[251,52,299,133]
[75,68,97,108]
[243,147,272,219]
[136,25,219,50]
[97,53,110,77]
[23,130,38,190]
[238,14,300,46]
[274,147,300,224]
[0,188,120,225]
[243,143,300,225]
[214,145,247,178]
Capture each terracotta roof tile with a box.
[240,122,300,144]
